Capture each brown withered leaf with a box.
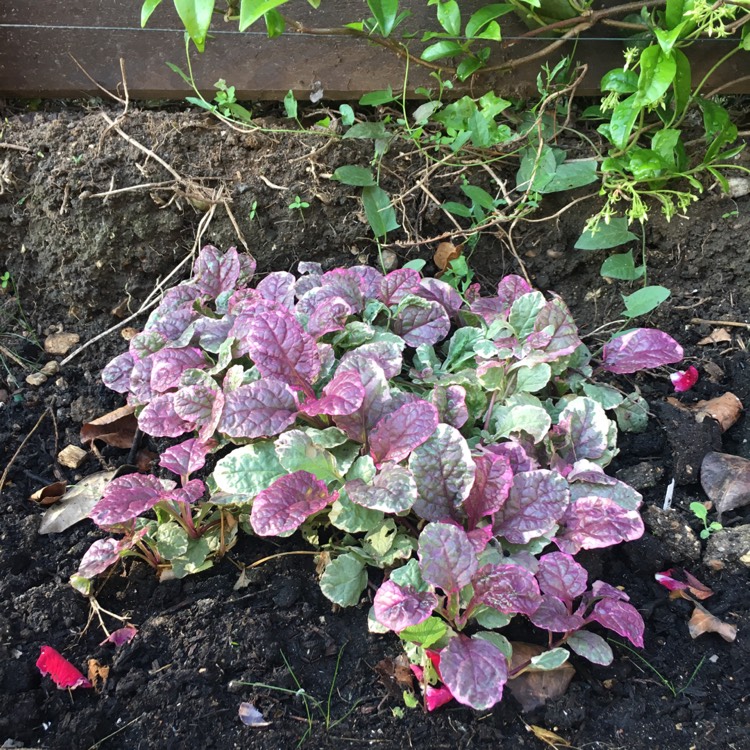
[81,405,138,449]
[374,655,414,694]
[507,643,575,712]
[697,328,732,345]
[38,470,116,534]
[700,451,750,517]
[688,602,737,642]
[135,449,158,473]
[693,393,743,432]
[433,241,461,272]
[87,659,110,691]
[526,723,573,748]
[29,481,68,507]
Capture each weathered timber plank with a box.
[0,1,748,98]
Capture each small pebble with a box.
[25,373,47,387]
[44,332,79,356]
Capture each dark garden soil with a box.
[0,103,748,750]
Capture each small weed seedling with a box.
[248,200,258,222]
[288,195,310,217]
[0,271,10,290]
[689,502,723,540]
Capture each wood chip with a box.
[57,445,88,469]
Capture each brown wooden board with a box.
[0,1,748,99]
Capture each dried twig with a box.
[0,407,51,493]
[691,317,750,329]
[0,143,32,153]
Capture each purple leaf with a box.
[295,263,323,297]
[250,471,337,536]
[592,580,630,601]
[257,271,295,308]
[77,537,131,578]
[219,379,298,439]
[440,636,508,711]
[600,328,683,374]
[381,268,421,305]
[473,563,542,616]
[429,385,468,430]
[100,625,138,648]
[150,347,206,393]
[348,265,384,299]
[102,352,135,393]
[494,470,570,545]
[159,438,215,479]
[138,392,195,438]
[557,398,612,463]
[373,580,438,631]
[554,498,644,554]
[320,268,365,311]
[588,598,645,648]
[369,400,439,465]
[154,284,201,316]
[301,368,364,417]
[536,551,588,601]
[244,309,321,392]
[334,361,391,443]
[566,631,613,665]
[417,278,463,317]
[410,425,476,521]
[173,384,225,442]
[165,478,206,505]
[129,330,168,360]
[418,522,478,593]
[147,307,197,344]
[90,474,175,527]
[394,297,451,347]
[346,462,417,513]
[484,441,537,474]
[497,274,532,307]
[193,316,233,353]
[339,340,404,379]
[129,356,155,403]
[467,525,493,553]
[307,296,352,338]
[192,245,241,298]
[569,476,642,512]
[237,251,257,284]
[527,298,581,362]
[529,595,585,631]
[463,453,513,529]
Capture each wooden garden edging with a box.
[0,1,747,99]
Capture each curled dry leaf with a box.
[507,642,575,712]
[87,659,110,690]
[697,327,732,345]
[433,242,461,273]
[80,405,138,449]
[693,393,743,432]
[527,724,573,748]
[700,452,750,517]
[38,470,116,534]
[29,481,67,507]
[688,602,737,642]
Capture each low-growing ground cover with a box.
[0,105,748,749]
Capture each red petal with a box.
[670,366,699,392]
[36,646,93,689]
[425,684,454,711]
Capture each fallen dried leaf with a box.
[29,481,67,507]
[375,655,414,693]
[688,602,737,642]
[87,659,110,690]
[697,328,732,345]
[135,449,157,473]
[655,568,713,600]
[100,625,138,647]
[433,241,461,272]
[700,452,750,517]
[693,392,743,432]
[81,405,138,449]
[507,643,575,712]
[38,470,116,534]
[526,724,572,748]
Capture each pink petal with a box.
[425,684,454,711]
[36,646,92,689]
[100,625,138,647]
[670,365,699,392]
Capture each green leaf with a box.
[403,259,427,272]
[456,56,484,82]
[442,200,472,218]
[689,501,708,521]
[651,128,685,170]
[283,90,298,119]
[331,165,376,186]
[530,647,570,670]
[339,104,355,126]
[541,159,598,193]
[509,291,545,339]
[156,522,189,558]
[666,0,694,31]
[359,87,396,106]
[473,631,513,660]
[608,94,640,150]
[614,392,649,433]
[627,148,667,181]
[491,404,551,443]
[600,250,645,281]
[465,5,513,38]
[264,8,286,37]
[600,68,638,94]
[672,49,692,117]
[175,0,215,51]
[239,0,288,31]
[472,605,512,630]
[421,40,464,62]
[170,537,213,578]
[399,616,448,648]
[329,492,384,533]
[582,383,625,410]
[635,46,676,106]
[141,0,164,27]
[367,0,399,36]
[344,121,389,140]
[275,430,341,482]
[212,441,285,495]
[512,362,552,393]
[621,285,671,318]
[319,553,368,606]
[654,23,685,54]
[436,1,461,36]
[362,185,399,238]
[575,217,637,250]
